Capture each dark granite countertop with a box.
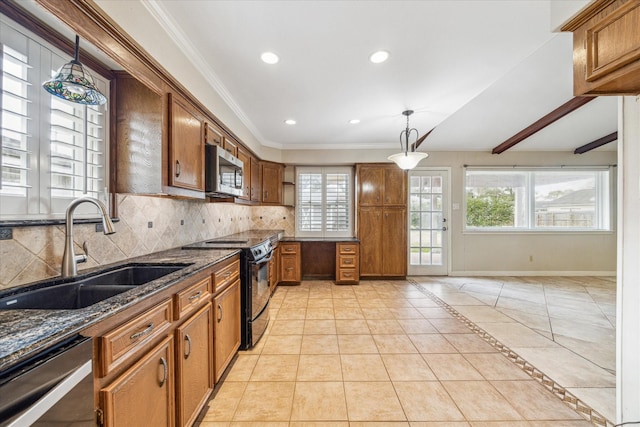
[0,246,242,372]
[182,229,285,250]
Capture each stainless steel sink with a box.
[0,263,191,310]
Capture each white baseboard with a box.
[447,270,616,277]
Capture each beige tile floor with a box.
[198,277,614,426]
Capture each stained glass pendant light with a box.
[42,35,107,105]
[388,110,428,170]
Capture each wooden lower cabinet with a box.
[280,242,301,283]
[213,280,241,382]
[359,207,406,277]
[99,336,175,427]
[176,303,213,427]
[336,242,359,284]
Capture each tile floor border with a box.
[410,279,614,427]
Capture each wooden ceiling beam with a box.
[574,131,618,154]
[492,96,596,154]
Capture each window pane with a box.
[465,170,526,228]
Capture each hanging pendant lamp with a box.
[388,110,428,170]
[42,35,107,105]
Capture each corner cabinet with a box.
[562,0,640,95]
[261,161,283,205]
[168,93,205,191]
[357,164,407,278]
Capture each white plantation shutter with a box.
[296,166,353,237]
[0,16,108,219]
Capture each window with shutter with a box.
[296,166,353,237]
[1,16,109,220]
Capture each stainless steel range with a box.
[184,235,274,349]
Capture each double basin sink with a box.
[0,263,192,310]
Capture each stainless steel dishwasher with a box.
[0,335,94,426]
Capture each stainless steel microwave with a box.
[205,144,244,197]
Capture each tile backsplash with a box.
[0,194,294,289]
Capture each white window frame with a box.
[463,166,614,232]
[295,166,354,238]
[1,15,110,221]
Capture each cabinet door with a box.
[169,94,204,191]
[384,168,406,205]
[250,157,261,202]
[224,136,239,156]
[213,280,241,382]
[358,166,383,206]
[281,255,301,282]
[261,162,283,204]
[176,303,213,427]
[358,207,383,276]
[236,146,251,200]
[204,122,224,148]
[383,207,407,276]
[100,336,174,427]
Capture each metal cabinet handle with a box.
[344,259,352,264]
[175,160,181,177]
[343,248,353,252]
[159,357,168,387]
[224,272,232,278]
[130,322,155,340]
[188,291,202,302]
[217,304,223,322]
[286,267,293,271]
[184,334,192,358]
[344,273,353,277]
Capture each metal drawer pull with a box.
[344,259,352,264]
[159,357,168,387]
[175,160,181,177]
[343,248,353,252]
[218,304,223,322]
[344,273,353,277]
[188,291,202,302]
[184,334,192,358]
[130,322,155,340]
[224,272,232,278]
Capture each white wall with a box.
[618,96,640,424]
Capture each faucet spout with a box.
[61,196,115,277]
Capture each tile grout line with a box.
[408,279,614,427]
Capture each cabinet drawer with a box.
[339,255,357,268]
[213,259,240,293]
[280,243,299,255]
[99,299,173,377]
[174,276,211,320]
[338,243,358,255]
[337,269,358,283]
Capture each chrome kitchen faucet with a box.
[61,196,116,277]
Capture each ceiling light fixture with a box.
[261,52,279,64]
[369,50,389,64]
[42,35,107,105]
[349,119,360,124]
[388,110,429,170]
[284,119,296,125]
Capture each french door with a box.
[408,169,449,275]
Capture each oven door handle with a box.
[6,359,92,427]
[253,252,274,265]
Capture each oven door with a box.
[250,252,272,318]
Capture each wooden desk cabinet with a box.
[336,242,360,284]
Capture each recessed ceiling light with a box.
[349,119,360,124]
[369,50,389,64]
[284,119,296,125]
[261,52,279,64]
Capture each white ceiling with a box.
[140,0,617,153]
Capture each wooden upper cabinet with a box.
[204,122,224,148]
[236,146,251,200]
[224,136,239,157]
[250,157,261,202]
[357,164,406,206]
[358,166,384,206]
[562,0,640,95]
[169,93,205,191]
[261,161,283,205]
